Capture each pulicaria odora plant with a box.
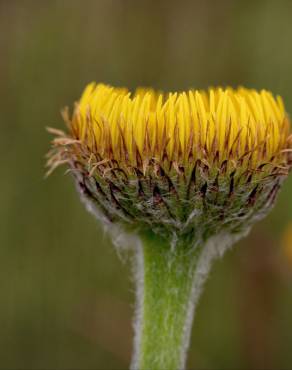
[47,83,291,370]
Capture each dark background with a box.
[1,1,292,369]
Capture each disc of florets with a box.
[47,83,292,243]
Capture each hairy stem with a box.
[131,232,212,370]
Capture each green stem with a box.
[132,232,206,370]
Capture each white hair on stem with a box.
[130,230,250,370]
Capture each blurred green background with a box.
[1,0,292,369]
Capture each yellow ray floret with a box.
[72,82,289,165]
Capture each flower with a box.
[47,83,292,370]
[47,83,291,243]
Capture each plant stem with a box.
[132,231,205,370]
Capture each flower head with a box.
[47,83,291,242]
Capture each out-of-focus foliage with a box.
[1,1,292,369]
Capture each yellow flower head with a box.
[74,83,289,167]
[47,83,291,242]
